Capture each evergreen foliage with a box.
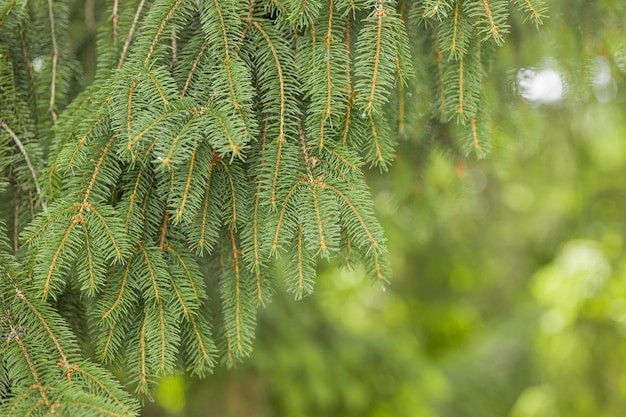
[0,0,544,414]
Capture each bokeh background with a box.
[139,3,626,416]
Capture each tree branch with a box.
[1,122,47,211]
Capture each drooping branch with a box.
[47,0,59,122]
[1,122,47,211]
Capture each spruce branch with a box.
[144,0,187,65]
[113,0,119,43]
[118,0,147,68]
[0,0,551,410]
[251,19,287,206]
[0,122,46,210]
[366,0,384,114]
[47,0,59,122]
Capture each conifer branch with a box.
[481,0,500,40]
[298,120,313,180]
[476,25,483,71]
[14,337,49,406]
[252,19,287,206]
[146,72,170,105]
[181,41,209,97]
[396,0,406,133]
[83,138,114,205]
[126,81,137,147]
[128,108,189,150]
[188,314,210,359]
[1,122,46,210]
[102,321,118,359]
[145,0,187,65]
[320,0,334,149]
[250,121,267,305]
[270,139,284,208]
[296,223,304,292]
[139,317,148,393]
[368,114,385,165]
[341,14,353,147]
[171,28,178,67]
[226,334,234,364]
[113,0,119,43]
[196,158,216,252]
[16,290,69,370]
[514,0,545,26]
[157,300,167,372]
[66,402,127,417]
[344,230,353,266]
[43,216,79,299]
[66,115,108,170]
[451,0,461,56]
[167,246,201,301]
[168,272,190,316]
[252,188,264,303]
[218,158,238,225]
[119,0,147,68]
[25,204,79,244]
[434,27,445,117]
[0,0,548,407]
[228,224,243,354]
[423,0,443,18]
[211,0,247,132]
[522,0,540,20]
[271,0,287,14]
[340,94,354,147]
[323,146,357,171]
[47,0,59,122]
[124,168,146,232]
[159,211,169,251]
[0,1,17,21]
[89,205,124,260]
[323,183,383,281]
[174,145,197,221]
[7,388,34,417]
[18,29,40,127]
[102,261,132,320]
[208,107,241,155]
[308,21,319,81]
[13,189,20,251]
[398,71,405,133]
[81,218,98,293]
[366,0,385,114]
[73,367,126,408]
[471,116,479,149]
[138,243,161,301]
[272,178,306,253]
[311,184,328,254]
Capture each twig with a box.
[47,0,59,123]
[1,122,47,211]
[112,0,119,42]
[297,120,313,181]
[118,0,147,68]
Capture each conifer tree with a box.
[0,0,547,414]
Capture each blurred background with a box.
[131,3,626,417]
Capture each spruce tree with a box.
[0,0,547,415]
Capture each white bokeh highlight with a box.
[517,68,564,103]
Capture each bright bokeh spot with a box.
[517,68,564,103]
[592,56,618,103]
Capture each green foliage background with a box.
[145,3,626,416]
